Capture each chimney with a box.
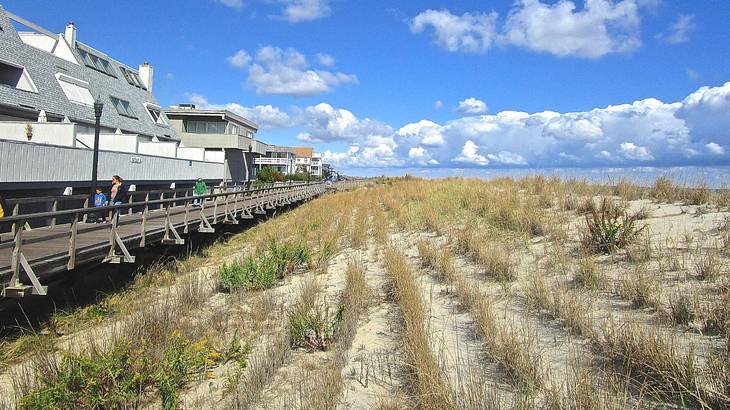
[138,62,153,92]
[64,21,76,47]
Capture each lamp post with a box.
[247,142,252,189]
[90,95,103,200]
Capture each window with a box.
[1,61,38,93]
[119,67,146,90]
[228,124,239,135]
[185,120,226,134]
[143,103,168,126]
[110,96,136,118]
[77,48,117,77]
[55,73,93,105]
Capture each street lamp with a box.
[247,142,253,189]
[90,95,103,200]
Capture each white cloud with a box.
[246,46,357,97]
[454,140,490,165]
[707,142,725,155]
[411,1,646,58]
[500,0,642,58]
[619,142,654,161]
[217,0,244,9]
[410,9,498,53]
[456,97,488,115]
[280,0,330,23]
[163,72,175,81]
[316,53,335,67]
[227,49,251,69]
[657,14,695,44]
[487,151,528,165]
[295,102,392,143]
[187,93,292,129]
[434,100,444,110]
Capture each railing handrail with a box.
[0,182,323,225]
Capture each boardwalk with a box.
[0,183,334,297]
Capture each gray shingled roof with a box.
[0,6,178,140]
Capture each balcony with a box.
[254,157,290,166]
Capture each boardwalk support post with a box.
[105,210,136,264]
[2,221,47,297]
[162,203,185,245]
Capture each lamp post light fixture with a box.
[90,95,104,200]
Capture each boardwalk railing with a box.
[0,182,332,298]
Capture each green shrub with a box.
[268,240,311,277]
[288,303,343,351]
[219,256,277,293]
[583,197,645,254]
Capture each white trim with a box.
[55,73,93,106]
[143,102,169,127]
[0,58,39,93]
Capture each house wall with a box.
[0,139,223,183]
[0,121,76,146]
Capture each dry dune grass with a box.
[3,175,730,409]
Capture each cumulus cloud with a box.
[227,49,251,69]
[707,142,725,155]
[657,14,696,44]
[411,0,646,58]
[295,103,393,143]
[245,46,357,97]
[456,97,488,115]
[619,142,654,161]
[500,0,641,58]
[322,82,730,170]
[410,9,498,53]
[280,0,330,23]
[187,93,292,129]
[454,140,490,165]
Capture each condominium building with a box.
[0,6,224,190]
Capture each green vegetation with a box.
[20,334,249,410]
[288,303,343,351]
[219,240,311,292]
[583,197,645,254]
[255,166,285,184]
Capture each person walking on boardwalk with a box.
[109,175,128,223]
[193,177,207,206]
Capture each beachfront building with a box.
[0,6,224,192]
[254,146,325,177]
[164,104,268,184]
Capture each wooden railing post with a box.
[140,193,149,247]
[82,197,90,223]
[50,199,58,226]
[67,212,78,270]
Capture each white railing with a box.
[255,157,290,166]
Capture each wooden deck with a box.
[0,183,328,297]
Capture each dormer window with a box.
[119,67,147,90]
[77,48,117,77]
[0,60,38,93]
[55,73,93,105]
[110,96,136,118]
[143,102,168,126]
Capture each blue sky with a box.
[6,0,730,173]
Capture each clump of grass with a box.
[633,205,653,220]
[18,333,243,410]
[626,231,652,263]
[383,247,455,409]
[686,183,712,205]
[473,241,517,282]
[664,291,697,327]
[651,175,677,203]
[573,257,605,290]
[219,256,277,293]
[583,197,646,254]
[288,300,342,351]
[595,322,726,408]
[616,271,661,309]
[694,252,723,281]
[525,271,592,336]
[615,178,644,200]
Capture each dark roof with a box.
[0,6,178,140]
